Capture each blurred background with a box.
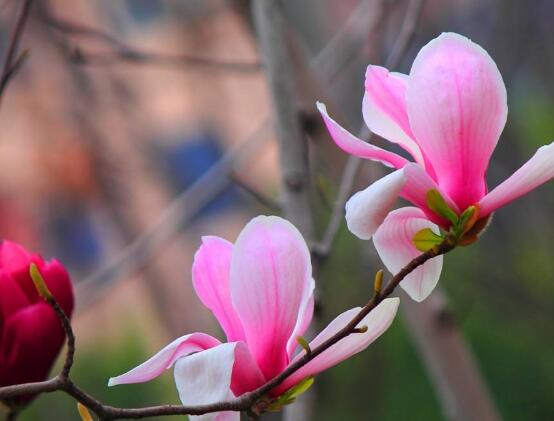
[0,0,553,419]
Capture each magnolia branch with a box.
[0,239,455,420]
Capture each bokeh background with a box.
[0,0,553,419]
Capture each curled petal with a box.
[274,298,399,395]
[174,343,240,421]
[363,66,424,165]
[108,333,221,386]
[317,102,409,169]
[373,207,443,301]
[345,169,406,240]
[479,141,554,217]
[193,236,245,342]
[230,216,313,380]
[286,278,315,358]
[406,32,507,210]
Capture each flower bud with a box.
[0,241,74,405]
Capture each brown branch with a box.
[0,240,454,419]
[0,0,34,102]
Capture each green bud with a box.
[269,377,315,411]
[30,263,53,301]
[374,269,384,296]
[426,189,458,224]
[412,228,444,252]
[296,336,311,356]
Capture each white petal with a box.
[373,207,443,301]
[174,343,240,421]
[345,169,406,240]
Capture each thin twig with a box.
[0,0,34,102]
[41,13,262,73]
[230,173,280,211]
[314,0,426,259]
[0,240,455,419]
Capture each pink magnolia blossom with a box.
[318,32,554,302]
[109,216,399,420]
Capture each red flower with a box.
[0,241,74,404]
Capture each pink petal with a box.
[285,278,315,358]
[345,169,406,240]
[273,298,399,395]
[0,241,41,303]
[363,66,424,165]
[192,236,245,342]
[108,333,221,386]
[401,163,459,227]
[317,102,410,169]
[174,343,240,421]
[406,32,508,211]
[230,216,313,380]
[479,142,554,217]
[0,271,30,322]
[0,303,66,387]
[373,207,443,301]
[230,342,267,396]
[37,259,74,319]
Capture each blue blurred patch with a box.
[46,205,102,272]
[163,131,241,219]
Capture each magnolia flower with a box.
[109,216,399,420]
[318,32,554,302]
[0,241,74,404]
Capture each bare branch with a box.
[230,173,281,211]
[0,0,34,102]
[41,13,262,74]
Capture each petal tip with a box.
[107,377,119,387]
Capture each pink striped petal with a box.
[406,33,508,211]
[373,208,443,301]
[230,216,313,380]
[286,278,315,358]
[174,343,240,421]
[108,333,221,386]
[230,342,267,396]
[479,142,554,216]
[273,298,399,395]
[401,163,459,227]
[317,102,409,169]
[192,236,245,342]
[345,169,406,240]
[363,66,424,165]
